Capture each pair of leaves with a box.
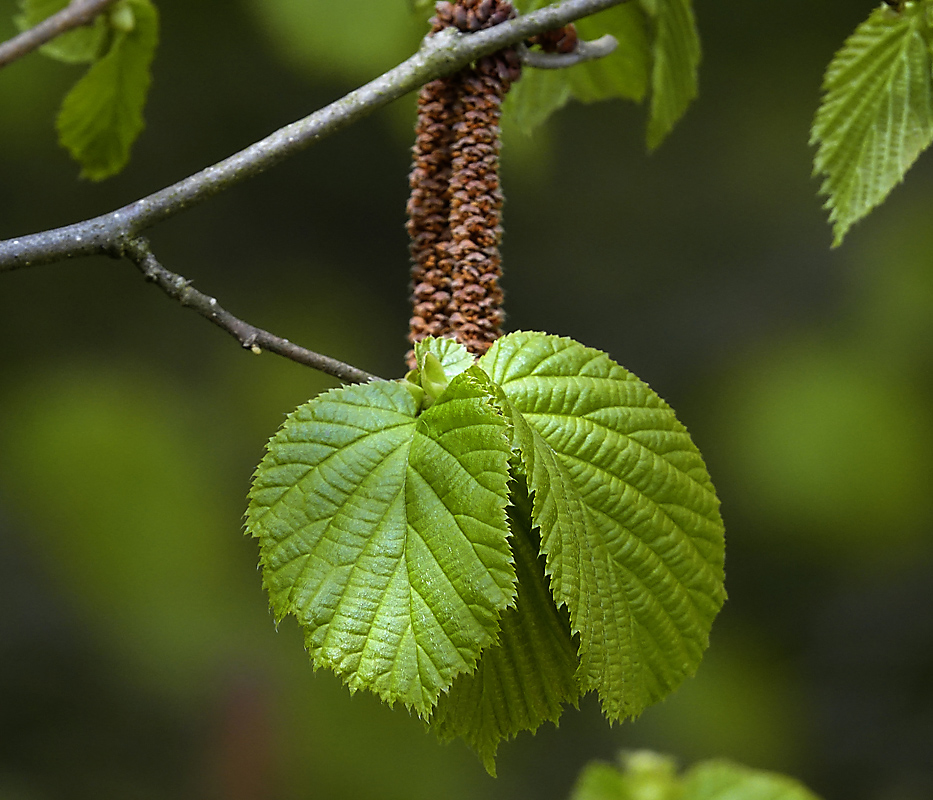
[812,1,933,245]
[247,332,726,772]
[571,751,824,800]
[15,0,159,179]
[505,0,700,149]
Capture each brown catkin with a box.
[406,0,520,366]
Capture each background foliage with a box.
[1,1,932,799]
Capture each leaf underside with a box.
[480,332,725,722]
[504,0,698,147]
[429,481,580,775]
[811,4,933,245]
[55,0,159,180]
[16,0,107,63]
[644,0,701,150]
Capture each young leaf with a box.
[55,0,159,180]
[414,336,475,381]
[571,751,680,800]
[480,332,725,722]
[505,4,651,135]
[16,0,107,63]
[681,760,825,800]
[643,0,701,149]
[247,371,515,715]
[429,480,580,775]
[811,4,933,245]
[570,753,825,800]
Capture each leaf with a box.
[429,479,580,776]
[568,753,825,800]
[505,3,651,135]
[570,751,680,800]
[480,332,726,722]
[414,336,476,382]
[681,760,824,800]
[16,0,107,63]
[246,371,515,715]
[642,0,701,149]
[811,4,933,245]
[55,0,159,180]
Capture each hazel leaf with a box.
[570,753,825,800]
[246,371,514,716]
[15,0,107,63]
[643,0,701,149]
[506,3,651,134]
[55,0,158,180]
[811,3,933,245]
[428,480,580,775]
[480,331,726,722]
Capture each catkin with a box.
[406,1,578,364]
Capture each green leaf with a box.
[16,0,107,63]
[642,0,701,149]
[428,480,580,775]
[811,4,933,245]
[246,372,515,715]
[681,760,824,800]
[55,0,158,180]
[568,753,825,800]
[414,336,476,381]
[571,752,681,800]
[505,3,651,135]
[480,332,725,722]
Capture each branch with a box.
[123,238,380,384]
[0,0,630,271]
[0,0,119,69]
[520,33,618,68]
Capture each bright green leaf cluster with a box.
[811,1,933,245]
[570,751,825,800]
[247,332,726,772]
[15,0,159,179]
[504,0,700,148]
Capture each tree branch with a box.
[520,33,618,68]
[0,0,629,382]
[0,0,630,271]
[0,0,119,69]
[123,238,380,383]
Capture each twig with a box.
[0,0,629,381]
[0,0,119,69]
[0,0,630,272]
[123,238,380,384]
[520,33,618,68]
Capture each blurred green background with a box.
[2,1,932,798]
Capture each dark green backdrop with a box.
[2,1,932,799]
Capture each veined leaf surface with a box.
[429,481,580,775]
[480,331,725,721]
[247,371,515,715]
[811,4,933,245]
[643,0,701,149]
